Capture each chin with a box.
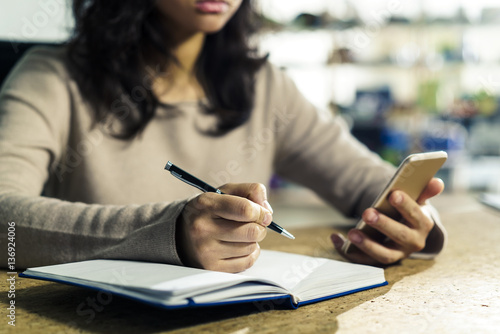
[199,25,229,34]
[196,20,229,34]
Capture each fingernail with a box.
[263,200,273,213]
[263,212,272,226]
[393,192,403,205]
[366,210,378,225]
[350,231,363,244]
[331,234,343,248]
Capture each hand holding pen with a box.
[165,162,294,273]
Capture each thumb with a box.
[330,233,346,253]
[417,178,444,205]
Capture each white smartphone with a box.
[342,151,448,254]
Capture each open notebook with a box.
[20,250,387,309]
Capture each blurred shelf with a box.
[262,21,500,36]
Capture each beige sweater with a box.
[0,47,445,268]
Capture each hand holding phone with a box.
[342,151,448,255]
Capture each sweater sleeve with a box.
[267,65,446,258]
[0,48,186,269]
[269,65,395,217]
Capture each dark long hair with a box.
[67,0,267,139]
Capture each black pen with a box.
[164,161,295,240]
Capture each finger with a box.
[193,192,272,226]
[331,233,388,266]
[213,218,268,242]
[346,229,406,265]
[388,191,433,232]
[330,233,346,252]
[219,183,273,213]
[330,233,355,262]
[363,208,425,253]
[207,244,261,273]
[217,241,259,259]
[191,216,267,242]
[417,178,444,205]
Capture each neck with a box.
[171,32,205,74]
[153,32,206,103]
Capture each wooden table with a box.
[2,193,500,333]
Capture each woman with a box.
[0,0,445,272]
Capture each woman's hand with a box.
[177,183,273,273]
[331,178,445,266]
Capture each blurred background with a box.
[255,0,500,195]
[1,0,500,221]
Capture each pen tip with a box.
[282,229,295,240]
